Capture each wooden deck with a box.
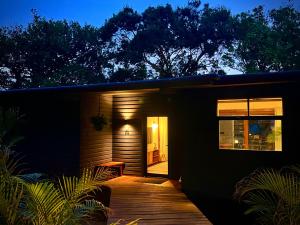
[104,176,212,225]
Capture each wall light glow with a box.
[125,124,130,135]
[152,122,158,129]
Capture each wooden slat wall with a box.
[112,94,145,176]
[80,93,112,169]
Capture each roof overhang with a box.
[0,70,299,96]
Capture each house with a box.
[0,70,299,200]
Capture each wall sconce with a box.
[125,125,130,136]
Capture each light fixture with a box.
[152,122,158,129]
[234,139,239,144]
[125,124,130,135]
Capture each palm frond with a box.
[110,219,141,225]
[74,199,106,218]
[0,149,25,176]
[23,182,64,225]
[56,168,110,225]
[1,148,111,225]
[234,165,300,225]
[0,179,24,225]
[288,164,300,176]
[58,168,109,205]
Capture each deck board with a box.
[104,176,212,225]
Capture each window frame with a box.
[217,97,283,151]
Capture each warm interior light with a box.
[152,122,158,129]
[234,139,239,144]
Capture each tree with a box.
[0,27,29,89]
[25,12,108,87]
[229,6,300,73]
[269,6,300,71]
[1,4,299,89]
[101,3,235,80]
[0,11,110,89]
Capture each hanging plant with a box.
[90,96,107,131]
[90,114,107,131]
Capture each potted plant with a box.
[90,114,108,131]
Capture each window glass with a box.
[249,98,283,116]
[217,99,248,116]
[219,120,282,151]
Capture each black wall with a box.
[179,82,300,198]
[1,81,298,198]
[0,92,81,176]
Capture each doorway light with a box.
[152,122,158,129]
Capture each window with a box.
[218,98,283,151]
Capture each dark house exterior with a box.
[1,71,299,201]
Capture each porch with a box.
[104,176,212,225]
[81,92,179,178]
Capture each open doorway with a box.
[147,117,168,175]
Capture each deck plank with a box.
[104,176,212,225]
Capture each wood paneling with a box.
[80,93,112,169]
[80,92,169,176]
[112,93,171,176]
[113,94,145,176]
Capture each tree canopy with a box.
[0,3,299,89]
[0,11,108,89]
[101,3,234,79]
[227,6,300,73]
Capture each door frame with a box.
[143,115,169,178]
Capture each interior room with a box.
[147,117,168,175]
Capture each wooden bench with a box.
[95,161,125,176]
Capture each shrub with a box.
[234,165,300,225]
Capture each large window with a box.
[218,98,283,151]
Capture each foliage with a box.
[234,165,300,225]
[24,168,110,225]
[0,147,112,225]
[0,107,111,224]
[1,3,299,88]
[0,149,24,225]
[101,3,234,78]
[227,5,300,73]
[0,10,108,89]
[0,108,139,225]
[90,114,108,131]
[0,149,139,225]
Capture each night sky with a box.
[1,0,299,28]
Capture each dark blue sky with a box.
[0,0,299,28]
